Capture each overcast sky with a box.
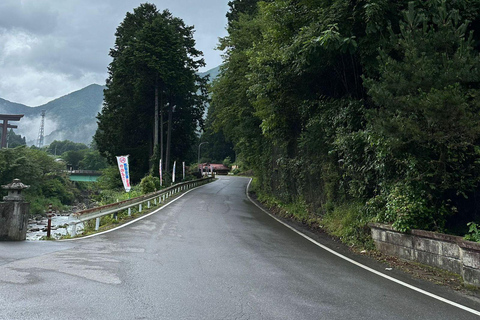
[0,0,229,106]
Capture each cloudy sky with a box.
[0,0,229,107]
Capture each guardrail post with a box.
[154,198,157,205]
[128,207,131,216]
[95,217,100,231]
[139,203,142,212]
[147,200,151,209]
[70,223,77,237]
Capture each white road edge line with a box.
[59,184,202,242]
[245,178,480,316]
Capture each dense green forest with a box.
[209,0,480,243]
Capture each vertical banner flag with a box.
[172,161,176,183]
[116,155,131,192]
[183,162,185,180]
[159,159,163,186]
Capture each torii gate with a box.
[0,114,24,149]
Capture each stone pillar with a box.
[0,179,30,241]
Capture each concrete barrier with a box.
[370,223,480,287]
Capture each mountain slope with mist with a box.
[0,84,105,146]
[0,66,220,146]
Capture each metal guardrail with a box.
[68,176,215,236]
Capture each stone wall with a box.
[370,223,480,287]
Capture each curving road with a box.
[0,176,479,319]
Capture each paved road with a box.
[1,176,479,319]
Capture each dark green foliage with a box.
[0,146,77,214]
[140,175,157,194]
[46,140,88,156]
[465,222,480,242]
[199,103,236,163]
[62,150,87,170]
[1,129,26,148]
[79,150,108,171]
[97,166,124,191]
[95,3,207,182]
[209,0,480,239]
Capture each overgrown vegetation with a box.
[465,222,480,243]
[210,0,480,246]
[0,146,75,214]
[0,141,109,215]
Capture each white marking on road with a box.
[59,183,204,241]
[245,178,480,317]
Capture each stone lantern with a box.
[0,179,30,241]
[3,179,29,201]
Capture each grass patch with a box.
[321,202,375,249]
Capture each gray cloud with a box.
[0,0,228,106]
[0,1,59,35]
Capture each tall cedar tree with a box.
[95,3,207,182]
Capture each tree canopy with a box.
[95,3,208,181]
[209,0,480,234]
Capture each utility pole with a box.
[198,142,208,165]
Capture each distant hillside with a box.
[0,98,31,114]
[0,84,105,146]
[0,66,220,146]
[199,65,221,82]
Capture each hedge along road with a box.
[0,176,479,320]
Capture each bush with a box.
[97,166,124,190]
[41,176,75,204]
[322,202,375,249]
[465,222,480,243]
[140,175,156,194]
[375,183,451,232]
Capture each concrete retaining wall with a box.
[370,223,480,287]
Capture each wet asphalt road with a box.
[1,176,480,320]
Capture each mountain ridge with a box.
[0,84,105,146]
[0,65,221,146]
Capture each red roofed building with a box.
[198,163,231,175]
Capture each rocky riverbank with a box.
[27,214,84,240]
